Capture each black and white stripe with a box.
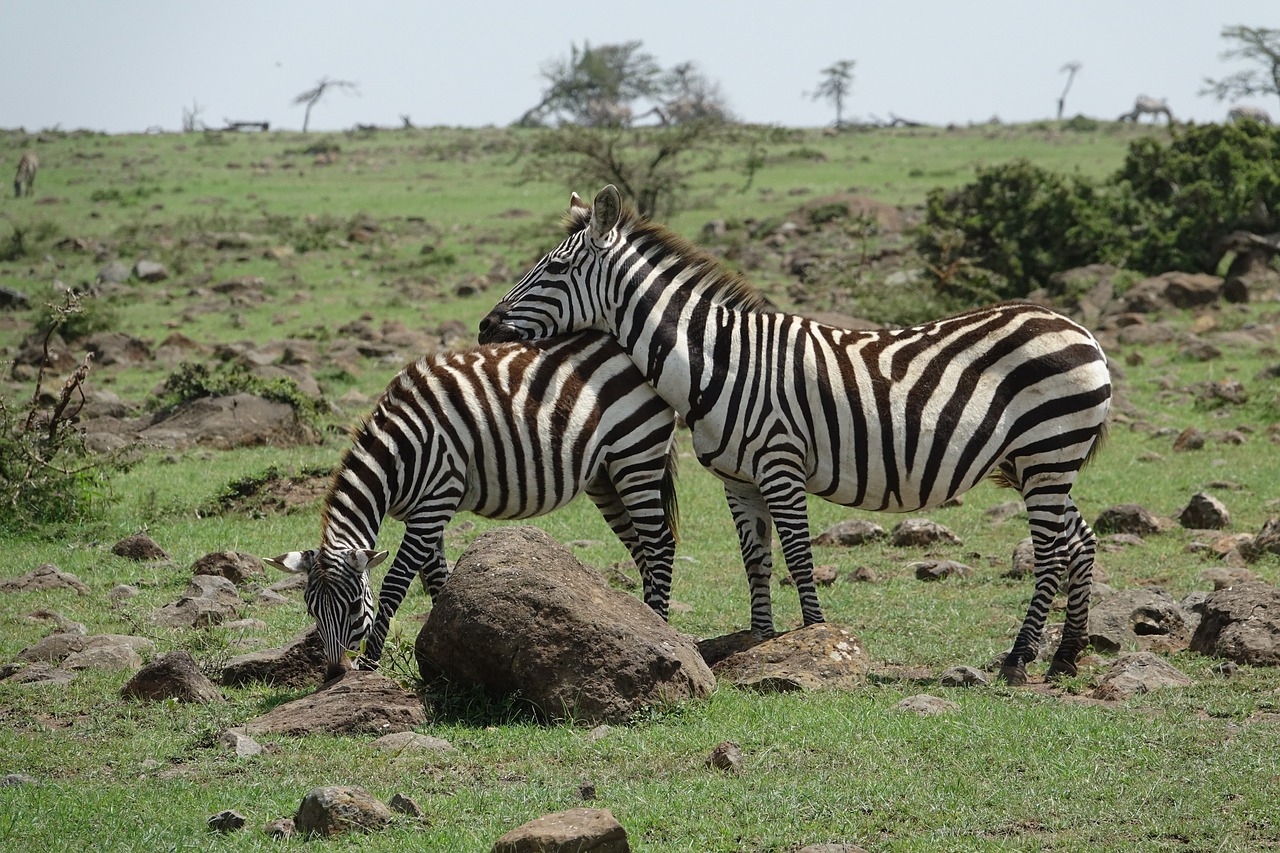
[267,331,679,675]
[13,152,37,198]
[1120,95,1172,123]
[1227,105,1272,125]
[479,186,1112,684]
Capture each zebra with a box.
[478,185,1112,685]
[1119,95,1173,124]
[1227,105,1272,125]
[265,331,680,678]
[13,152,37,198]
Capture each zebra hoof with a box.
[1046,657,1078,680]
[998,663,1028,686]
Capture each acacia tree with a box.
[811,60,856,128]
[293,77,358,132]
[1201,25,1280,111]
[1057,61,1082,120]
[519,41,663,128]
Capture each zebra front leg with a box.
[724,483,777,637]
[765,480,825,629]
[363,526,441,667]
[1000,503,1071,685]
[1046,499,1098,680]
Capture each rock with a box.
[1090,652,1194,700]
[938,665,988,687]
[2,773,39,787]
[0,564,90,594]
[706,741,743,773]
[1094,504,1164,536]
[207,810,247,833]
[18,633,154,671]
[1088,588,1195,654]
[1190,582,1280,665]
[136,393,319,450]
[1199,566,1258,590]
[111,533,170,562]
[121,651,222,703]
[294,786,394,837]
[1173,428,1206,452]
[912,560,972,582]
[83,331,152,366]
[133,259,169,282]
[25,609,86,635]
[812,519,886,547]
[0,284,31,310]
[796,845,871,853]
[708,623,870,692]
[1006,537,1036,579]
[388,793,423,817]
[894,694,960,716]
[369,732,454,753]
[1178,492,1231,530]
[263,818,295,840]
[1244,517,1280,561]
[97,260,130,285]
[889,518,961,548]
[415,526,714,725]
[221,628,329,689]
[244,670,426,736]
[217,729,263,757]
[189,551,265,585]
[1,663,76,686]
[150,574,242,628]
[491,808,629,853]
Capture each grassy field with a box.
[2,122,1279,851]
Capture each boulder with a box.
[0,564,89,594]
[1090,652,1194,700]
[491,808,629,853]
[221,628,329,689]
[294,786,394,837]
[1179,492,1231,530]
[138,393,319,450]
[1094,504,1164,536]
[709,623,870,692]
[243,670,426,736]
[889,518,961,548]
[189,551,265,585]
[18,633,154,669]
[121,650,222,703]
[150,574,242,628]
[812,519,886,547]
[415,526,714,725]
[1189,582,1280,665]
[1088,588,1196,654]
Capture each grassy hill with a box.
[1,122,1278,851]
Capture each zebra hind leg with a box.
[999,490,1072,686]
[588,480,674,620]
[1045,497,1097,680]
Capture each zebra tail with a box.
[988,419,1110,491]
[662,440,680,544]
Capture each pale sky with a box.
[4,1,1278,133]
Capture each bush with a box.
[156,361,325,421]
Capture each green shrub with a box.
[156,361,325,421]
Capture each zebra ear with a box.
[265,550,316,574]
[570,191,589,211]
[352,549,389,572]
[590,185,621,240]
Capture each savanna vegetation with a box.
[1,118,1279,851]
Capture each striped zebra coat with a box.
[266,331,679,676]
[479,186,1112,684]
[13,152,37,198]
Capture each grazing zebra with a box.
[13,152,37,198]
[266,331,680,677]
[1227,105,1272,125]
[1119,95,1173,124]
[478,186,1112,685]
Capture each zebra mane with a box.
[562,195,775,313]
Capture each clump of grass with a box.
[155,361,327,421]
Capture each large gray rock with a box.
[708,623,870,692]
[415,526,714,725]
[1088,588,1196,654]
[1190,582,1280,665]
[491,808,629,853]
[244,670,426,735]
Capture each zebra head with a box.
[478,185,623,344]
[265,547,388,679]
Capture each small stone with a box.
[1210,660,1239,678]
[2,773,39,787]
[706,741,743,773]
[263,818,295,840]
[207,810,247,833]
[890,518,961,547]
[294,785,393,837]
[894,694,960,716]
[388,793,423,817]
[111,533,170,562]
[217,729,263,757]
[938,665,988,687]
[578,781,597,800]
[1179,492,1231,530]
[912,560,972,582]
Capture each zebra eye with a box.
[544,259,570,276]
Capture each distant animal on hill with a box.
[13,152,37,198]
[1227,105,1272,125]
[1119,95,1173,124]
[266,331,680,678]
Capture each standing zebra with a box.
[266,331,680,678]
[1227,105,1272,125]
[13,151,37,198]
[1119,95,1173,124]
[479,186,1112,685]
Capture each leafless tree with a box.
[1057,61,1081,120]
[1201,25,1280,112]
[292,77,358,133]
[182,99,206,133]
[810,60,856,129]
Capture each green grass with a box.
[2,122,1279,851]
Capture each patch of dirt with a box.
[210,466,334,516]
